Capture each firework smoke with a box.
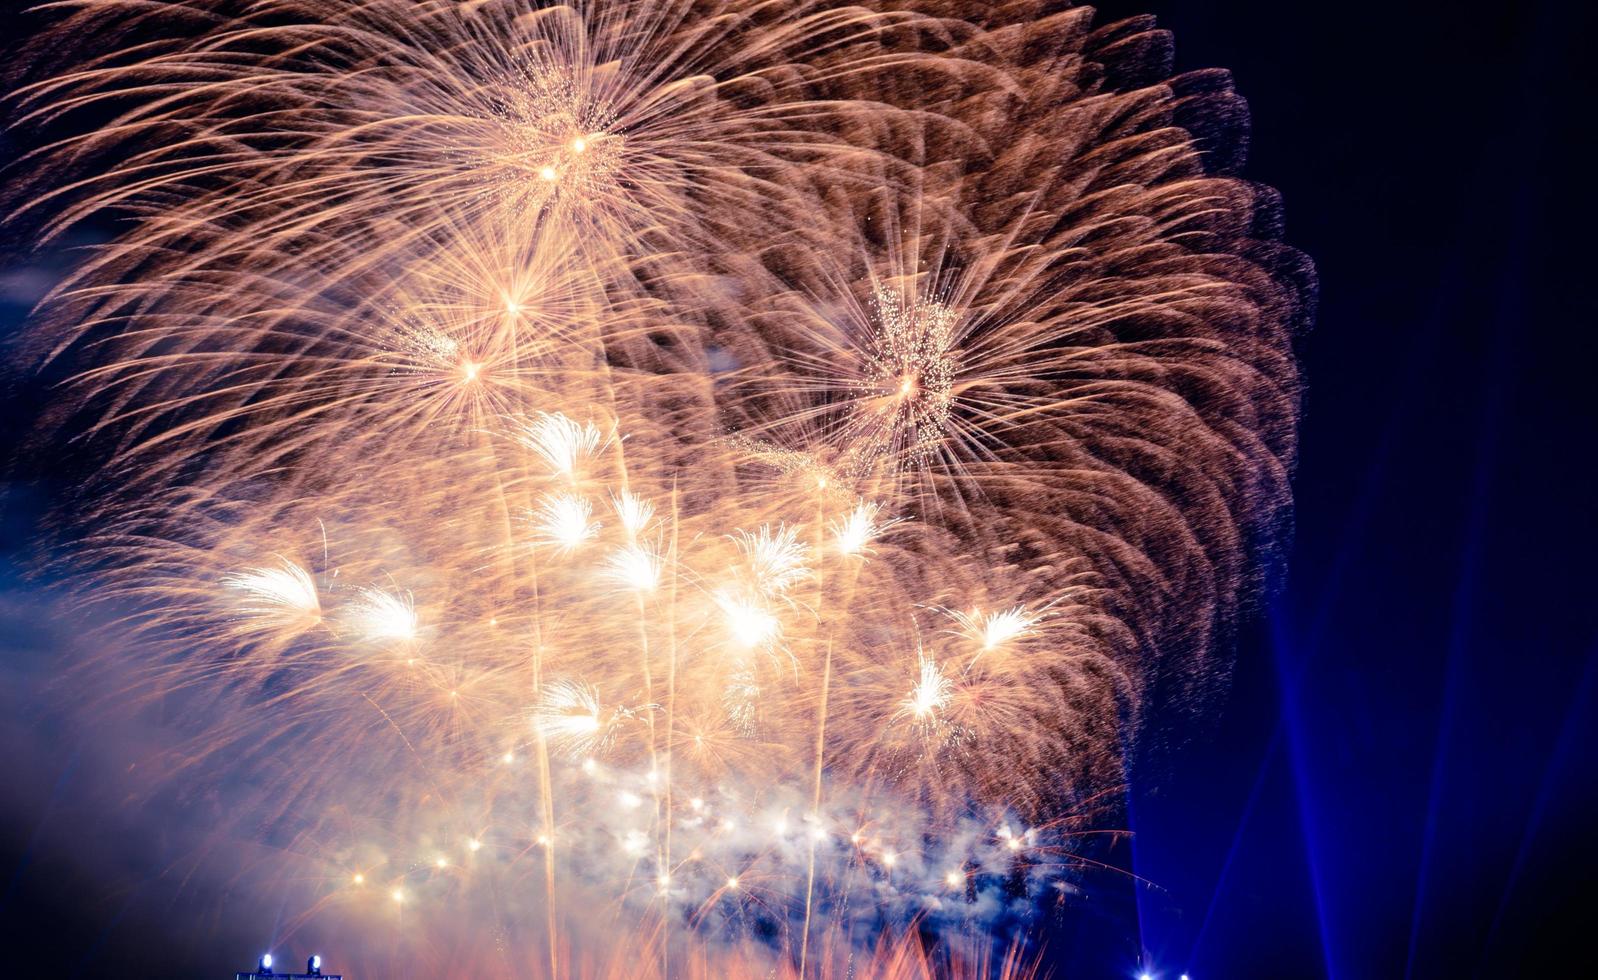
[5,0,1310,974]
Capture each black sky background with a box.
[3,0,1595,976]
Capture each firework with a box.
[8,0,1310,974]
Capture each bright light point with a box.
[734,523,811,596]
[467,838,481,852]
[900,655,952,721]
[657,873,670,887]
[459,359,481,382]
[533,492,599,552]
[311,955,321,970]
[348,587,417,643]
[224,558,320,623]
[538,165,558,181]
[535,834,551,847]
[832,500,898,557]
[716,591,779,648]
[391,889,404,903]
[352,873,364,884]
[957,604,1044,651]
[570,137,587,153]
[504,298,521,314]
[898,374,916,397]
[532,681,606,757]
[1181,975,1191,980]
[261,953,273,970]
[1007,837,1023,851]
[726,876,739,890]
[618,790,641,808]
[435,856,447,868]
[882,851,897,867]
[502,751,515,764]
[611,491,654,535]
[1139,974,1152,980]
[603,543,660,592]
[690,797,704,810]
[945,870,963,887]
[517,412,607,477]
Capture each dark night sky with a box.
[3,1,1594,977]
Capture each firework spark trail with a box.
[7,0,1310,973]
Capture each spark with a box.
[531,681,609,757]
[860,285,959,462]
[898,655,953,723]
[732,523,811,597]
[714,590,780,649]
[831,501,901,557]
[347,587,418,643]
[949,605,1045,653]
[222,557,320,624]
[514,412,608,478]
[532,493,599,552]
[611,491,655,536]
[601,543,661,593]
